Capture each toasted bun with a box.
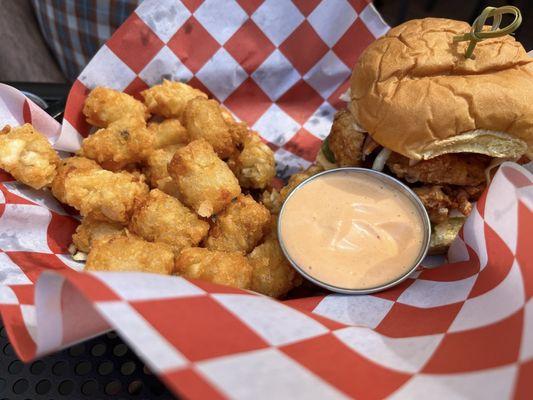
[350,18,533,160]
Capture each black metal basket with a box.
[0,319,176,399]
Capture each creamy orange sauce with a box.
[279,171,425,290]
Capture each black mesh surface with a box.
[0,320,177,399]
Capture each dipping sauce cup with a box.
[278,168,431,294]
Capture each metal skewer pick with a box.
[453,6,522,59]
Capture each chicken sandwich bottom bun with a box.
[318,16,533,254]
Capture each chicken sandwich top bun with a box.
[351,17,532,161]
[318,17,532,254]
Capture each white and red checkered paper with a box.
[1,1,532,399]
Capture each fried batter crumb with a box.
[387,153,490,186]
[141,80,207,122]
[228,132,275,189]
[58,168,149,224]
[184,98,237,159]
[168,139,240,217]
[86,233,174,274]
[414,184,485,224]
[83,86,148,128]
[148,118,189,149]
[248,221,302,298]
[0,124,60,189]
[80,120,154,171]
[175,247,252,289]
[327,109,365,167]
[129,189,209,254]
[72,217,125,253]
[205,194,271,254]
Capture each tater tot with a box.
[143,145,179,184]
[280,164,324,202]
[205,195,270,254]
[86,234,174,274]
[228,133,275,189]
[260,165,323,215]
[141,80,207,121]
[60,169,149,224]
[218,107,248,144]
[52,156,101,203]
[0,124,60,189]
[143,145,182,198]
[80,120,154,171]
[83,86,149,128]
[148,118,189,149]
[175,247,252,289]
[72,217,125,253]
[248,223,302,298]
[184,98,236,159]
[129,189,209,254]
[260,189,283,215]
[168,139,240,217]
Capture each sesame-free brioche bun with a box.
[350,18,533,160]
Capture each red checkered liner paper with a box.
[1,1,532,399]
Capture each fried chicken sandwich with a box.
[318,17,533,253]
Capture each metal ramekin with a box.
[278,167,431,295]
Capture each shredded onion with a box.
[449,209,466,218]
[362,136,380,159]
[351,122,367,132]
[72,251,88,262]
[405,176,418,183]
[339,88,351,102]
[372,148,392,171]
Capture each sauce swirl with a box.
[279,170,427,290]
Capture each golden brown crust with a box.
[279,164,324,203]
[350,17,533,159]
[227,132,276,189]
[129,189,209,254]
[414,184,484,224]
[83,87,148,128]
[0,124,60,189]
[387,153,490,186]
[80,121,154,171]
[260,165,324,215]
[328,109,365,167]
[248,221,302,298]
[148,119,189,149]
[86,233,174,274]
[59,169,149,224]
[51,156,101,203]
[72,217,125,253]
[175,247,252,289]
[184,98,237,159]
[143,145,183,190]
[141,80,207,122]
[205,195,271,254]
[168,139,241,217]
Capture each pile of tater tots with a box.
[0,80,325,298]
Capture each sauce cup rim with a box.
[277,167,432,295]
